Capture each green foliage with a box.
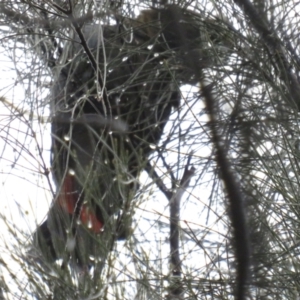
[1,0,300,299]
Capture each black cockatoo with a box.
[31,6,201,268]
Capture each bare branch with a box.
[145,161,173,199]
[201,82,250,300]
[168,157,195,299]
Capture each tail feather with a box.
[57,174,104,233]
[32,174,105,265]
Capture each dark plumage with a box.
[32,6,201,268]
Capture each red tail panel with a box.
[80,205,104,233]
[57,174,78,215]
[57,174,104,233]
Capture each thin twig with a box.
[232,0,300,111]
[52,3,109,110]
[145,161,173,199]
